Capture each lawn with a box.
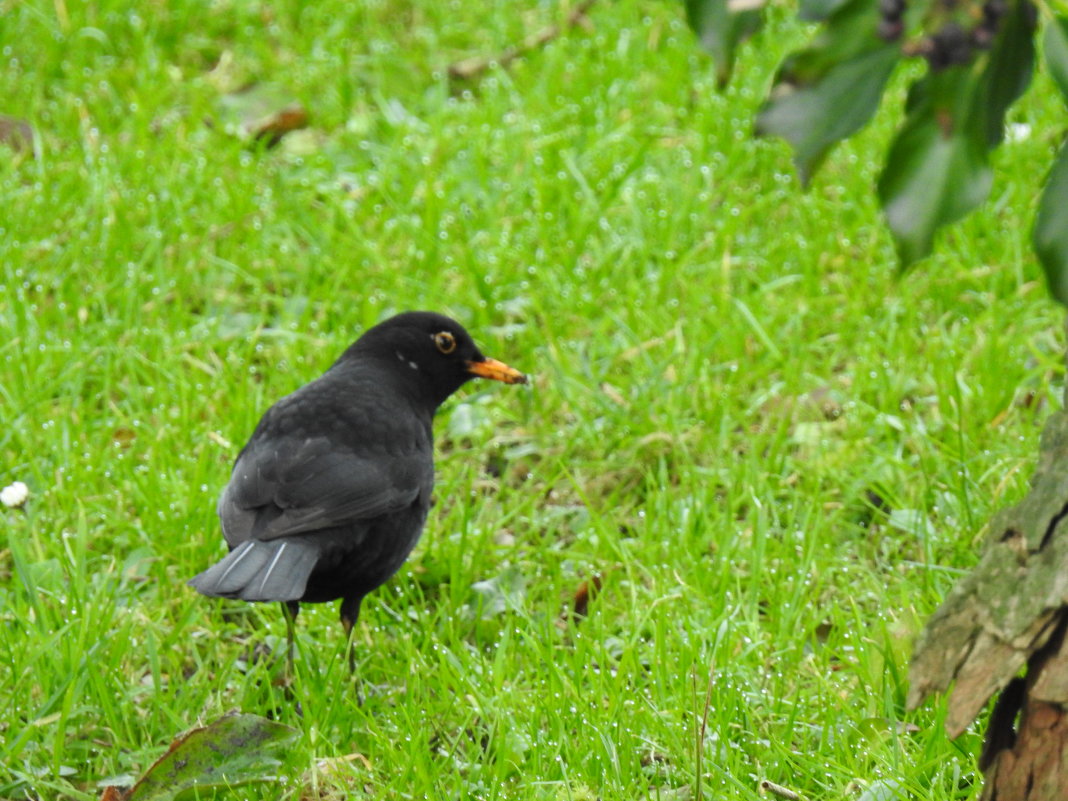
[1,0,1065,798]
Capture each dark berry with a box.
[982,0,1008,22]
[926,22,972,70]
[972,23,996,49]
[878,18,905,41]
[879,0,906,20]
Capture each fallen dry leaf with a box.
[214,83,308,147]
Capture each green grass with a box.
[1,0,1064,798]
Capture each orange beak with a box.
[466,357,528,385]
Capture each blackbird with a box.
[189,311,526,671]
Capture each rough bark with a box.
[981,618,1068,800]
[908,379,1068,800]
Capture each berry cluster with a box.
[877,0,906,42]
[971,0,1007,50]
[925,21,973,69]
[877,0,1015,70]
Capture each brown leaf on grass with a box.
[571,574,602,619]
[568,568,617,622]
[640,750,672,767]
[0,114,35,154]
[112,428,136,448]
[214,83,308,147]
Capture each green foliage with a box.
[971,0,1035,148]
[1046,16,1068,98]
[799,0,852,21]
[877,67,994,264]
[755,0,900,183]
[1034,140,1068,303]
[1035,17,1068,304]
[684,0,764,87]
[687,0,1068,302]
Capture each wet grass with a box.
[1,0,1064,798]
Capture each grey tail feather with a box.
[188,539,318,602]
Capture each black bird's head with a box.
[346,311,527,408]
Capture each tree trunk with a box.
[981,618,1068,800]
[908,324,1068,800]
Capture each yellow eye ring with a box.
[433,331,457,354]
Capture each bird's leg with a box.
[281,601,300,681]
[339,595,363,675]
[339,595,365,701]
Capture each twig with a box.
[448,0,597,82]
[759,779,803,800]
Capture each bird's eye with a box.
[432,331,457,354]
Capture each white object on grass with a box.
[1,481,29,508]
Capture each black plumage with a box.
[189,311,526,669]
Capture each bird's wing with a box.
[218,434,426,543]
